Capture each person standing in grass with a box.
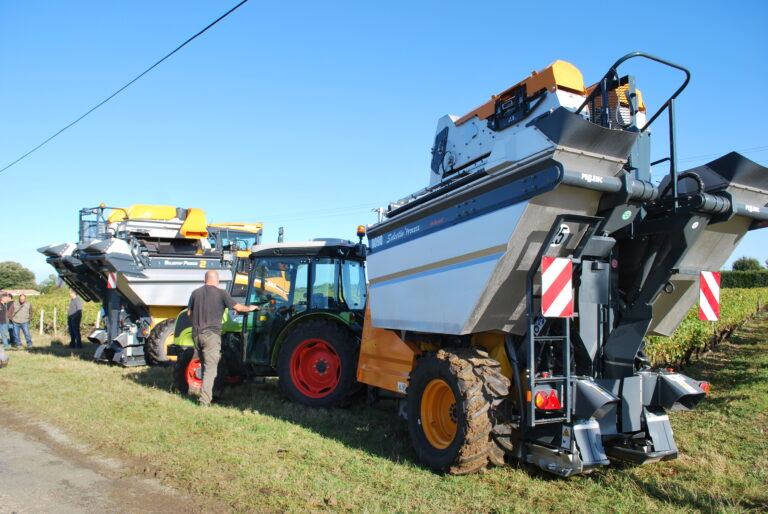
[67,290,84,348]
[0,294,11,349]
[187,270,258,407]
[10,294,33,348]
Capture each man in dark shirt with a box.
[67,290,84,348]
[188,270,258,406]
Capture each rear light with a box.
[697,381,711,396]
[534,390,562,410]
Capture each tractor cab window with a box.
[220,230,260,251]
[311,258,339,309]
[249,258,299,307]
[229,257,251,301]
[340,259,366,310]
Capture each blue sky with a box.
[1,0,766,281]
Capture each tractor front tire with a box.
[173,345,231,400]
[145,318,175,366]
[407,348,510,475]
[277,319,362,408]
[173,347,201,396]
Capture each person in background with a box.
[187,270,258,407]
[0,337,7,368]
[10,294,33,348]
[0,294,11,349]
[67,290,84,348]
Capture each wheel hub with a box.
[289,339,341,399]
[421,379,458,450]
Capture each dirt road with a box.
[0,410,201,514]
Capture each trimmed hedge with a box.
[646,287,768,368]
[721,270,768,289]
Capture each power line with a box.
[0,0,250,175]
[677,145,768,163]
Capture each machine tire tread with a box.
[145,318,175,366]
[408,348,511,475]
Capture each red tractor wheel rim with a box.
[186,358,203,390]
[289,339,341,399]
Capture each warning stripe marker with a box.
[542,257,573,318]
[106,272,117,289]
[699,271,720,321]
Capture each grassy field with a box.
[0,318,766,512]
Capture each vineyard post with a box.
[39,309,44,335]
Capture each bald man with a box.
[188,270,258,406]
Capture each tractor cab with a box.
[238,240,367,367]
[173,238,369,408]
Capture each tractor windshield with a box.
[247,256,366,312]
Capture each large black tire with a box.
[407,348,510,475]
[145,318,175,366]
[277,319,362,408]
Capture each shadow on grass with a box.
[24,339,97,362]
[587,470,765,512]
[119,364,419,468]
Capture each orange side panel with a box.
[357,305,420,394]
[455,60,586,126]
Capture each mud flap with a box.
[644,408,678,457]
[573,420,609,468]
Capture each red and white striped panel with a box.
[542,257,573,318]
[699,271,721,321]
[106,272,117,289]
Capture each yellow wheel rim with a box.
[421,379,458,450]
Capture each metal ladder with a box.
[524,214,601,428]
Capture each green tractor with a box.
[168,239,368,407]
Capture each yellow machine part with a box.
[587,82,647,112]
[148,306,184,362]
[180,208,208,239]
[107,205,179,223]
[209,222,264,234]
[148,306,185,329]
[357,303,516,392]
[471,332,513,379]
[236,270,291,301]
[456,60,586,126]
[357,304,421,394]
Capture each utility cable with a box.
[0,0,250,175]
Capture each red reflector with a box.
[697,381,711,396]
[534,390,562,410]
[667,368,675,372]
